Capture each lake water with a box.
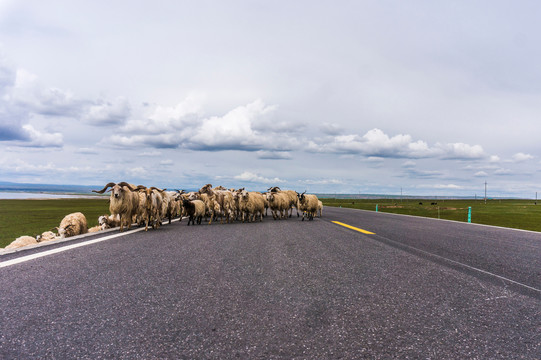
[0,192,98,200]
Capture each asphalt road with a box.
[0,207,540,359]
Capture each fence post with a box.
[376,204,378,212]
[468,206,472,223]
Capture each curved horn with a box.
[150,187,164,192]
[136,185,147,191]
[117,182,136,191]
[92,182,116,194]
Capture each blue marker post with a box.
[468,206,472,223]
[376,204,378,212]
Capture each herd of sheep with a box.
[1,183,322,251]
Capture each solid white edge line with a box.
[0,227,144,268]
[0,218,182,269]
[370,233,541,294]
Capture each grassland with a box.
[322,198,541,233]
[0,198,109,248]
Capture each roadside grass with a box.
[0,198,109,249]
[322,198,541,233]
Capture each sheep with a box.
[136,186,164,231]
[57,212,88,238]
[199,184,235,224]
[266,191,290,220]
[36,231,58,242]
[269,186,300,217]
[182,199,205,225]
[88,225,102,233]
[98,214,121,230]
[317,200,323,217]
[163,191,181,224]
[297,191,319,221]
[93,182,140,232]
[238,189,265,222]
[5,236,38,250]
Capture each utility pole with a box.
[484,181,487,204]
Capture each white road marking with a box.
[0,218,182,269]
[371,233,541,294]
[0,227,145,269]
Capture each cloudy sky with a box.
[0,1,540,197]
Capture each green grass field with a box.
[0,198,109,248]
[322,198,541,232]
[2,197,540,249]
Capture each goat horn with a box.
[117,182,135,190]
[92,182,116,194]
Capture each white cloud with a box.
[83,97,130,126]
[308,128,485,160]
[19,124,63,148]
[234,171,285,184]
[474,171,488,177]
[436,142,485,160]
[430,184,463,190]
[299,178,344,185]
[256,150,292,160]
[512,152,534,162]
[494,168,512,175]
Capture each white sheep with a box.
[317,200,323,217]
[297,192,319,221]
[266,191,290,220]
[135,186,164,231]
[269,187,300,217]
[36,231,58,242]
[199,184,235,224]
[88,225,102,233]
[98,214,121,230]
[238,189,266,222]
[93,182,140,232]
[5,236,38,250]
[57,212,88,238]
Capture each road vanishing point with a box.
[1,207,540,359]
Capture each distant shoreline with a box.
[0,192,106,200]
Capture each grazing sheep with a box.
[182,199,205,225]
[5,236,38,249]
[297,191,319,221]
[36,231,58,242]
[57,212,88,238]
[93,182,140,232]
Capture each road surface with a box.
[1,207,540,359]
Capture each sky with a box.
[0,1,540,197]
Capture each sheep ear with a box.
[92,182,116,194]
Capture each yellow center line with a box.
[332,221,375,234]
